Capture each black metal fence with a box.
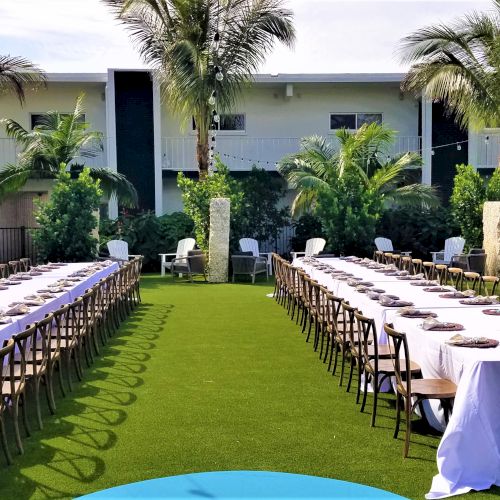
[260,225,295,256]
[0,227,37,263]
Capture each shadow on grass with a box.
[0,302,173,499]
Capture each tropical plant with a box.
[0,54,46,105]
[105,0,295,178]
[486,167,500,200]
[100,211,194,270]
[450,164,486,249]
[399,0,500,129]
[177,159,243,250]
[0,93,138,206]
[278,123,439,216]
[290,213,323,253]
[33,167,102,262]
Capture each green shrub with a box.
[486,167,500,201]
[99,211,194,271]
[377,206,459,259]
[34,167,102,262]
[290,214,323,252]
[450,164,486,249]
[315,168,382,256]
[231,167,289,248]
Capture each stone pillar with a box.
[483,201,500,276]
[208,197,230,283]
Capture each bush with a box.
[315,169,382,256]
[450,164,486,249]
[99,211,194,271]
[486,167,500,201]
[34,167,102,262]
[290,214,323,252]
[377,206,459,259]
[177,160,243,252]
[231,167,289,248]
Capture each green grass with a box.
[1,274,498,499]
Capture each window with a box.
[330,113,382,130]
[30,113,85,130]
[192,113,245,132]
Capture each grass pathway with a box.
[0,275,498,499]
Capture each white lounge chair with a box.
[107,240,131,264]
[431,237,466,265]
[159,238,196,276]
[239,238,273,275]
[374,237,411,256]
[290,238,326,261]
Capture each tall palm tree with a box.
[278,123,439,216]
[105,0,295,178]
[0,55,46,105]
[399,0,500,129]
[0,94,138,206]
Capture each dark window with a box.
[330,112,383,130]
[330,114,356,130]
[30,113,85,130]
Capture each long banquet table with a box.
[0,262,119,342]
[293,257,500,499]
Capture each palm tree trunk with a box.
[197,129,209,180]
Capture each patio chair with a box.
[290,238,326,261]
[384,323,456,458]
[373,237,411,256]
[171,250,207,282]
[231,252,268,284]
[105,240,132,264]
[159,238,196,277]
[451,248,486,274]
[239,238,272,275]
[431,237,465,265]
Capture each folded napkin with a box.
[460,295,499,305]
[422,318,462,331]
[5,304,30,316]
[0,315,12,324]
[347,278,364,286]
[446,334,490,345]
[367,291,381,300]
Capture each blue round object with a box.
[78,471,408,499]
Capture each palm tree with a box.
[105,0,295,178]
[0,55,46,105]
[0,94,138,206]
[399,0,500,129]
[278,123,439,216]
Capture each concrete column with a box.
[152,76,163,216]
[105,69,118,219]
[421,97,433,185]
[208,198,230,283]
[483,201,500,276]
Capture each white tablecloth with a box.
[293,257,500,498]
[0,262,119,342]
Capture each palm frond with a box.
[385,183,441,209]
[0,55,46,105]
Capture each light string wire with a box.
[214,137,489,169]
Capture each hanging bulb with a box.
[208,91,216,106]
[213,113,220,123]
[215,67,224,81]
[457,144,462,151]
[431,150,435,156]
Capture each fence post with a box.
[20,226,26,258]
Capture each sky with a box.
[0,0,494,74]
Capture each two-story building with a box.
[0,69,498,225]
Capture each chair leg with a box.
[34,379,43,430]
[394,392,402,439]
[346,356,354,392]
[356,362,362,404]
[12,396,23,455]
[57,359,66,397]
[404,398,412,458]
[361,372,369,413]
[21,393,30,438]
[339,348,346,387]
[0,417,12,465]
[371,378,379,427]
[45,372,57,414]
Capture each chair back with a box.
[443,237,465,263]
[341,301,359,357]
[354,310,378,376]
[0,340,15,408]
[107,240,129,261]
[187,250,206,274]
[374,237,393,252]
[239,238,259,257]
[468,252,486,274]
[384,323,411,399]
[305,238,326,257]
[176,238,196,259]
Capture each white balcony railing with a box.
[162,135,424,171]
[0,137,109,170]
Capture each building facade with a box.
[0,69,498,222]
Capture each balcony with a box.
[162,135,424,171]
[0,137,109,170]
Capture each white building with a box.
[0,69,498,224]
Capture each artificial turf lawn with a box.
[0,274,498,499]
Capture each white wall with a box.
[0,82,107,137]
[162,176,185,213]
[161,82,419,139]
